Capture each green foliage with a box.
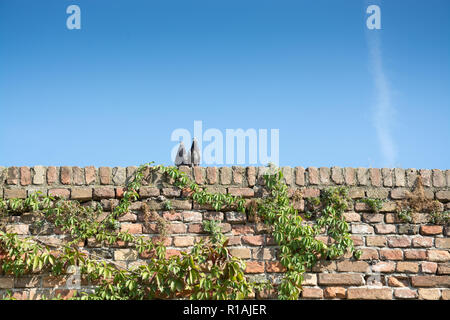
[398,209,413,223]
[428,210,449,225]
[359,198,384,213]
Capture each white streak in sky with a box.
[367,33,397,168]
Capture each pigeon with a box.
[175,141,189,166]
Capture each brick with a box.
[347,288,392,300]
[193,167,204,184]
[302,188,320,198]
[173,236,194,247]
[226,211,247,223]
[139,187,160,198]
[443,289,450,300]
[0,277,14,289]
[312,261,336,272]
[307,167,319,185]
[436,191,450,201]
[203,211,223,221]
[48,188,70,199]
[398,224,420,235]
[405,169,418,187]
[436,238,450,249]
[366,236,387,247]
[318,167,330,185]
[318,274,364,286]
[432,169,445,187]
[252,247,275,260]
[380,249,403,260]
[412,237,434,248]
[421,262,438,274]
[359,248,379,260]
[394,168,406,187]
[85,166,97,185]
[344,167,356,185]
[301,288,323,299]
[404,249,427,260]
[182,211,202,222]
[418,288,441,300]
[336,261,369,272]
[30,166,45,185]
[265,261,286,273]
[20,167,31,186]
[412,276,450,288]
[169,223,187,234]
[187,223,205,234]
[387,236,411,248]
[120,223,142,234]
[242,235,264,246]
[344,212,361,222]
[118,213,137,222]
[427,250,450,262]
[7,167,19,185]
[228,187,254,198]
[245,261,265,273]
[93,187,115,199]
[295,167,305,186]
[71,187,92,201]
[323,287,346,299]
[114,249,138,261]
[372,261,396,273]
[394,288,417,299]
[390,188,408,199]
[419,169,432,187]
[370,168,382,187]
[46,166,57,185]
[232,225,255,235]
[14,276,40,288]
[351,224,374,234]
[4,188,27,199]
[205,167,217,184]
[331,167,344,184]
[348,188,364,199]
[229,248,251,259]
[356,168,369,186]
[438,264,450,275]
[355,202,371,212]
[42,276,68,288]
[375,224,396,234]
[247,167,256,187]
[99,167,111,185]
[388,276,408,287]
[396,262,419,273]
[71,167,84,185]
[420,225,443,236]
[5,224,29,235]
[381,168,393,187]
[172,200,192,210]
[220,167,232,184]
[362,213,384,223]
[60,166,71,185]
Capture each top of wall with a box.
[1,166,449,190]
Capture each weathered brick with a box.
[93,187,115,199]
[387,236,411,248]
[427,250,450,262]
[382,168,393,187]
[413,276,449,288]
[394,168,406,187]
[48,188,70,199]
[139,187,160,198]
[85,166,97,185]
[351,224,374,234]
[169,223,187,234]
[438,263,450,275]
[396,262,419,273]
[247,167,256,187]
[99,167,111,185]
[242,235,264,246]
[418,288,441,300]
[388,276,408,287]
[265,261,286,273]
[443,289,450,300]
[347,288,392,300]
[318,274,364,286]
[206,167,217,184]
[366,236,387,247]
[112,167,126,185]
[319,167,330,185]
[323,287,346,299]
[336,261,369,272]
[372,261,395,273]
[226,211,247,224]
[380,249,403,260]
[4,188,27,199]
[331,167,344,185]
[220,167,232,184]
[391,188,408,199]
[301,288,323,299]
[232,225,255,235]
[7,167,19,185]
[405,169,417,188]
[370,168,382,187]
[344,167,356,185]
[394,288,417,299]
[14,276,40,288]
[362,213,384,223]
[348,187,364,199]
[359,248,379,260]
[357,168,369,186]
[412,237,434,248]
[245,261,265,273]
[343,212,361,222]
[228,187,254,198]
[295,167,305,186]
[71,166,84,185]
[60,166,71,185]
[312,261,336,272]
[114,249,138,261]
[5,224,29,235]
[375,224,396,234]
[435,238,450,249]
[71,188,92,201]
[421,262,438,274]
[307,167,319,185]
[120,223,142,234]
[404,249,427,260]
[229,248,251,259]
[0,277,14,289]
[193,167,204,185]
[436,190,450,201]
[173,236,195,247]
[432,169,445,187]
[420,225,443,236]
[20,167,31,186]
[182,211,202,222]
[419,169,432,187]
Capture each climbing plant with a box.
[0,162,360,300]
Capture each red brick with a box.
[227,187,254,198]
[47,166,58,185]
[4,189,27,199]
[139,187,160,198]
[85,166,97,185]
[370,168,382,187]
[48,188,70,199]
[295,167,305,186]
[229,248,251,259]
[418,288,441,300]
[420,225,443,236]
[99,167,111,185]
[427,250,450,262]
[169,223,187,234]
[323,287,346,299]
[242,235,264,246]
[187,223,205,234]
[60,166,71,185]
[173,236,194,247]
[412,276,450,288]
[394,288,417,299]
[120,223,142,234]
[5,224,29,235]
[421,262,438,274]
[162,211,182,221]
[206,167,217,184]
[436,238,450,249]
[396,262,419,273]
[366,236,386,247]
[245,261,265,273]
[20,167,31,186]
[71,187,92,201]
[372,261,396,273]
[387,236,411,248]
[301,288,323,299]
[347,288,392,300]
[412,237,434,248]
[375,224,396,234]
[359,248,379,260]
[93,187,115,199]
[265,261,286,273]
[388,276,408,287]
[380,249,403,260]
[232,225,255,235]
[404,249,427,260]
[246,167,256,187]
[336,261,369,272]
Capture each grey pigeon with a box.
[190,138,201,166]
[175,141,189,166]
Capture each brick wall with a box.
[0,165,449,300]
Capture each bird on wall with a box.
[190,138,201,167]
[175,141,190,166]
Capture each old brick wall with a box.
[0,165,449,300]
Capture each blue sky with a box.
[0,0,449,169]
